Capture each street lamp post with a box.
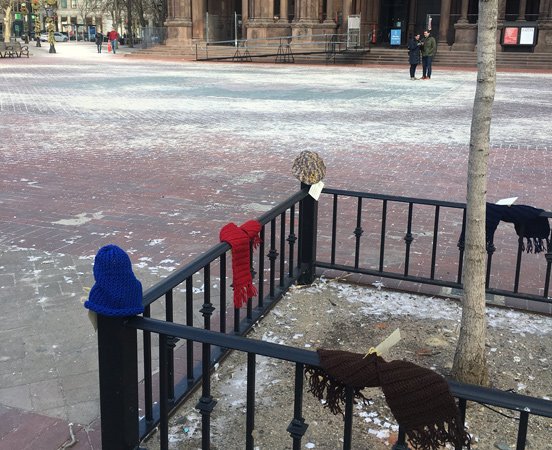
[20,2,32,43]
[32,0,41,47]
[44,0,57,53]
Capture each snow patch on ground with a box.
[299,279,552,335]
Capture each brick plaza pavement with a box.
[1,42,551,448]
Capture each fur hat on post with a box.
[84,244,144,317]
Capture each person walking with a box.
[421,30,437,79]
[108,28,119,54]
[407,33,422,80]
[95,33,103,53]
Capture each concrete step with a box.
[129,43,552,70]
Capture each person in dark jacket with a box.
[421,29,437,79]
[95,33,103,53]
[407,33,422,80]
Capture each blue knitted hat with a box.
[84,244,144,317]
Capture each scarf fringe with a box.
[522,237,549,253]
[233,282,258,309]
[406,420,471,450]
[305,366,370,416]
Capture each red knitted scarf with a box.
[220,220,262,308]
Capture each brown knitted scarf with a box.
[306,349,470,450]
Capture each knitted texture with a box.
[84,244,144,317]
[291,151,326,185]
[306,349,470,450]
[220,220,262,309]
[459,203,550,253]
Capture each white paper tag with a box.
[375,328,401,355]
[308,181,324,201]
[88,309,98,332]
[496,197,518,206]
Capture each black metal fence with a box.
[317,188,552,310]
[95,185,552,449]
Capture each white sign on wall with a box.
[348,15,361,30]
[519,27,536,45]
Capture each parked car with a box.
[39,32,69,42]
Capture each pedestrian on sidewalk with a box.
[407,33,422,80]
[95,33,103,53]
[421,30,437,79]
[108,28,119,54]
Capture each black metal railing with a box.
[316,188,552,306]
[96,188,316,448]
[95,185,552,449]
[101,316,552,449]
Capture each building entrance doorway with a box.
[378,0,409,44]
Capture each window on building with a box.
[71,0,77,8]
[60,0,67,8]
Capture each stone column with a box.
[242,0,249,21]
[248,0,290,40]
[407,0,416,38]
[497,0,506,21]
[325,0,335,22]
[262,0,274,19]
[165,0,193,44]
[343,0,353,19]
[280,0,288,21]
[535,0,552,52]
[373,0,381,41]
[539,0,551,19]
[458,0,469,23]
[518,0,528,20]
[452,0,477,51]
[496,0,507,51]
[438,0,452,46]
[292,0,332,40]
[191,0,207,40]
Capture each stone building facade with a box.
[165,0,552,52]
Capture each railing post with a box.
[86,244,143,450]
[97,315,140,450]
[298,182,318,285]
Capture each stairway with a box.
[128,43,552,70]
[336,46,552,70]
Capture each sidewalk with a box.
[1,49,551,449]
[20,38,140,60]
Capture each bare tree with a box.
[451,0,498,386]
[105,0,124,31]
[1,0,15,42]
[75,0,102,38]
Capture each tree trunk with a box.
[451,0,498,386]
[3,5,13,42]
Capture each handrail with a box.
[128,316,552,419]
[321,187,552,217]
[128,316,320,366]
[322,187,466,208]
[143,188,309,306]
[448,380,552,418]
